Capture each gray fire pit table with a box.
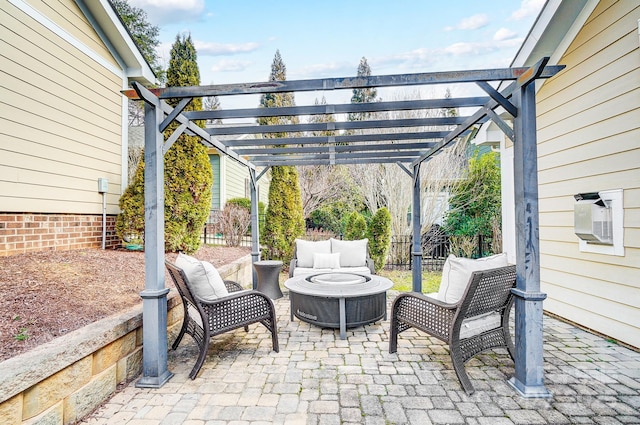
[284,273,393,339]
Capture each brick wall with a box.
[0,213,119,256]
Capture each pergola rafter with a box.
[126,58,563,399]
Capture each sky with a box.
[128,0,546,110]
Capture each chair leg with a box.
[271,315,279,353]
[172,309,189,350]
[389,315,399,353]
[450,349,475,395]
[189,333,210,380]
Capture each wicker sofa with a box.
[289,238,375,277]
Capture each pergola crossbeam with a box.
[247,150,422,162]
[124,65,564,99]
[207,116,467,136]
[252,157,416,167]
[185,97,490,120]
[233,142,436,156]
[222,131,450,147]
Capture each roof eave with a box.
[75,0,157,86]
[511,0,597,67]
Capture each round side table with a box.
[253,260,283,299]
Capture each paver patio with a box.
[81,290,640,424]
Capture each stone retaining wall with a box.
[0,254,253,425]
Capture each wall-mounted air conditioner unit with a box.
[574,192,613,245]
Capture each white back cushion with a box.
[437,253,508,303]
[201,261,229,299]
[331,238,368,267]
[296,239,331,268]
[175,253,229,301]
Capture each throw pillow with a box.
[435,254,455,301]
[313,252,341,269]
[330,238,368,267]
[175,253,229,301]
[295,239,331,268]
[201,261,229,300]
[438,253,509,303]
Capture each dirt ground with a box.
[0,245,251,362]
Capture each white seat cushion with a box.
[437,253,508,303]
[175,253,229,301]
[330,238,368,267]
[424,293,502,338]
[459,312,502,339]
[295,239,331,268]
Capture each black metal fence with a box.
[201,211,491,272]
[386,231,492,272]
[201,210,262,247]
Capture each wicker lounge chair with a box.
[165,260,279,379]
[389,265,516,394]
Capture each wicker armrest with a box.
[392,292,457,341]
[366,258,375,274]
[289,259,297,278]
[199,288,271,306]
[198,289,275,333]
[224,280,244,293]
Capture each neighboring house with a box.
[130,126,271,213]
[476,0,639,348]
[208,132,271,211]
[0,0,156,256]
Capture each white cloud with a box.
[443,42,493,56]
[509,0,545,20]
[493,28,517,41]
[195,41,260,56]
[444,14,489,31]
[372,48,436,73]
[293,62,353,79]
[129,0,205,25]
[211,59,253,72]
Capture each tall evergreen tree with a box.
[112,0,164,126]
[367,207,392,272]
[348,57,378,121]
[116,34,213,253]
[111,0,164,83]
[260,50,305,263]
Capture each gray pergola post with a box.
[249,167,260,289]
[135,101,173,388]
[508,80,551,398]
[412,163,423,292]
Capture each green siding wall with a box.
[209,154,220,210]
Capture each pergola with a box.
[125,58,562,397]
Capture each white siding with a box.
[0,0,124,214]
[535,0,640,347]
